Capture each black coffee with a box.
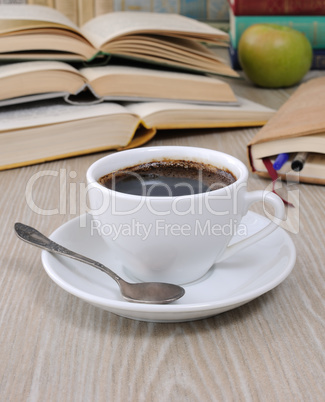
[99,159,236,197]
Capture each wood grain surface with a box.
[1,72,324,402]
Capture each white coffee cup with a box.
[86,146,284,284]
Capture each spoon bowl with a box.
[14,223,185,304]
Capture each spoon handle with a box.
[14,223,122,283]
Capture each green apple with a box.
[238,24,312,88]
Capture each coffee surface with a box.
[99,160,236,196]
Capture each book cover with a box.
[229,0,325,16]
[228,42,240,70]
[312,49,325,69]
[248,77,325,184]
[230,12,325,48]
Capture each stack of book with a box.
[0,4,276,170]
[0,0,230,26]
[228,0,325,70]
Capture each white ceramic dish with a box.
[41,212,296,322]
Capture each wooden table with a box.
[1,72,324,401]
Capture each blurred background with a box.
[0,0,230,26]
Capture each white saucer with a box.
[41,212,296,322]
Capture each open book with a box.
[248,77,325,184]
[0,5,238,77]
[0,61,238,107]
[0,97,274,170]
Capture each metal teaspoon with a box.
[14,223,185,304]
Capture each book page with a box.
[124,97,275,120]
[80,11,228,49]
[0,61,85,102]
[79,63,237,103]
[0,60,79,79]
[0,4,79,30]
[123,97,274,129]
[252,152,325,182]
[0,19,60,34]
[80,64,226,84]
[251,133,325,159]
[0,100,130,131]
[0,111,140,170]
[106,35,225,61]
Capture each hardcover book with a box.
[229,0,325,16]
[0,97,274,170]
[230,10,325,49]
[248,77,325,185]
[312,50,325,70]
[0,4,238,77]
[0,61,238,107]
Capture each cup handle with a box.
[217,191,285,263]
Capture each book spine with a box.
[114,0,151,12]
[312,49,325,69]
[207,0,229,21]
[228,42,241,70]
[78,0,94,25]
[1,0,27,3]
[113,0,229,20]
[179,0,207,20]
[27,0,53,5]
[151,0,179,13]
[231,14,325,48]
[94,0,113,16]
[54,0,78,24]
[229,0,325,16]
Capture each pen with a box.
[273,153,289,170]
[291,152,308,172]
